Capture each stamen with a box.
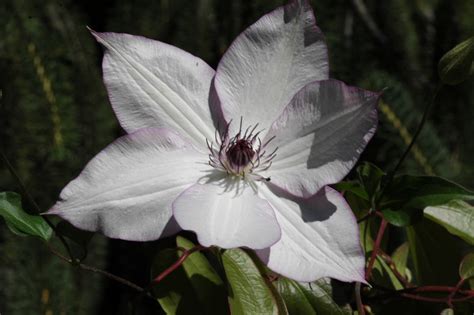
[205,119,278,179]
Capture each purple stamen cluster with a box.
[207,118,277,179]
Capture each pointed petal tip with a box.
[86,26,101,40]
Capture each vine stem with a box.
[400,292,473,304]
[46,242,150,295]
[1,150,157,297]
[369,284,474,302]
[379,84,443,199]
[355,282,366,315]
[447,278,465,307]
[1,150,74,260]
[151,245,207,284]
[379,250,413,288]
[365,218,388,281]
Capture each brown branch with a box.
[366,218,388,280]
[47,242,148,294]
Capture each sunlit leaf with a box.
[299,279,352,315]
[0,192,52,241]
[424,200,474,245]
[222,248,281,315]
[275,278,315,315]
[459,253,474,280]
[391,242,409,278]
[440,308,454,315]
[438,36,474,85]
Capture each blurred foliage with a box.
[0,0,473,313]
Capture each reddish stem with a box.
[355,282,366,315]
[379,250,413,288]
[401,292,473,304]
[447,279,465,307]
[152,245,207,284]
[366,218,388,281]
[404,286,474,297]
[268,274,279,283]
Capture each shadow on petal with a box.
[266,183,336,223]
[283,0,325,47]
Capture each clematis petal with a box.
[46,128,209,241]
[257,185,365,283]
[90,30,222,147]
[173,179,281,249]
[264,79,379,198]
[214,0,328,133]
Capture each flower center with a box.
[226,139,255,167]
[206,118,277,180]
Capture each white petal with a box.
[264,79,379,198]
[91,30,222,148]
[257,185,365,283]
[47,128,209,241]
[214,0,328,134]
[173,179,281,249]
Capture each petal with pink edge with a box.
[257,185,366,283]
[91,30,222,148]
[215,0,329,134]
[264,79,379,198]
[46,128,209,241]
[173,179,281,249]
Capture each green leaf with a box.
[0,192,52,241]
[244,251,289,315]
[176,236,227,314]
[357,162,385,202]
[55,221,94,260]
[359,221,403,290]
[440,309,454,315]
[380,175,474,226]
[407,219,465,285]
[424,200,474,245]
[275,278,315,315]
[438,36,474,85]
[299,279,352,315]
[332,181,369,201]
[459,253,474,280]
[222,248,281,315]
[391,242,409,278]
[151,248,201,314]
[56,220,94,247]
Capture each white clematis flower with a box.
[47,0,379,283]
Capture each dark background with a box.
[1,0,473,313]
